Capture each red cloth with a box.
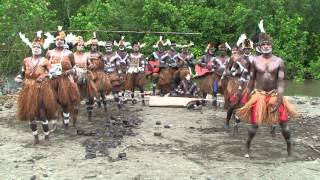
[229,91,248,105]
[250,96,288,125]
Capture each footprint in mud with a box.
[196,126,225,134]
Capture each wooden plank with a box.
[148,96,201,107]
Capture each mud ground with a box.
[0,94,320,179]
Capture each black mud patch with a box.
[77,106,143,160]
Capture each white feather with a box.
[164,39,171,46]
[140,43,146,48]
[236,34,247,47]
[18,32,32,48]
[159,36,163,41]
[258,20,265,33]
[36,31,42,38]
[121,36,125,40]
[58,26,63,31]
[93,32,96,38]
[98,41,106,47]
[225,42,231,50]
[65,33,77,44]
[125,42,131,47]
[43,32,55,49]
[113,40,119,47]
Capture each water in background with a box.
[284,80,320,97]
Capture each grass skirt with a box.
[18,79,58,121]
[236,89,299,126]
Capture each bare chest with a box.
[74,53,86,64]
[49,51,70,64]
[255,59,279,73]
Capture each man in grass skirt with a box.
[16,32,58,144]
[236,33,299,158]
[46,27,80,129]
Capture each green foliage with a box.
[0,0,319,80]
[0,0,58,75]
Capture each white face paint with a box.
[260,43,272,54]
[243,48,251,57]
[77,44,84,51]
[133,45,139,52]
[119,46,125,51]
[105,46,113,53]
[255,46,261,53]
[32,45,42,55]
[261,47,272,54]
[90,44,98,52]
[55,38,64,48]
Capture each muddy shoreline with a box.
[0,94,319,179]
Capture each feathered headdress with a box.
[85,32,99,46]
[74,36,84,46]
[257,20,272,45]
[259,33,272,45]
[258,20,265,33]
[18,32,32,48]
[130,41,146,49]
[65,32,77,45]
[236,34,253,49]
[19,31,44,48]
[225,42,231,50]
[236,34,247,47]
[180,41,194,48]
[205,42,215,52]
[218,42,231,51]
[43,32,55,49]
[104,41,113,47]
[114,36,131,49]
[55,25,66,39]
[153,36,171,48]
[243,39,253,49]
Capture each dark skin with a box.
[213,49,229,76]
[23,49,52,144]
[245,42,290,158]
[74,43,86,68]
[46,40,76,129]
[87,44,104,70]
[103,46,123,109]
[248,44,284,111]
[117,45,128,59]
[84,44,106,116]
[198,49,215,69]
[149,45,168,95]
[46,40,75,75]
[128,44,146,105]
[176,48,194,67]
[224,52,251,133]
